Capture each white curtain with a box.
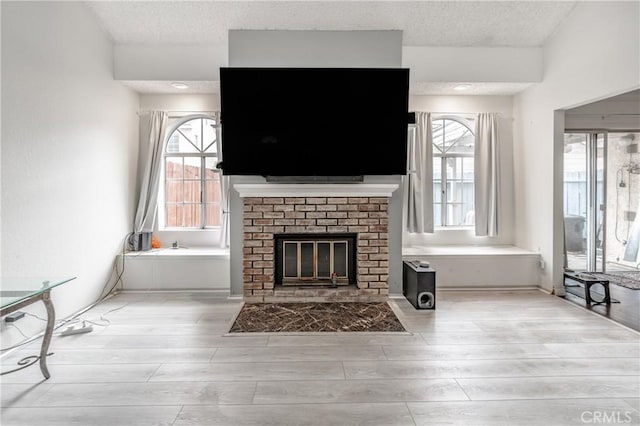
[215,112,230,248]
[474,113,500,237]
[405,112,434,233]
[134,111,168,234]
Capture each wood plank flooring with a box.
[1,290,639,426]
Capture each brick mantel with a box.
[236,183,397,303]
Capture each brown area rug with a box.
[229,302,406,333]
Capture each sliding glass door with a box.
[563,132,606,272]
[606,132,640,270]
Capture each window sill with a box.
[434,226,475,231]
[155,228,221,249]
[159,227,220,232]
[124,247,229,258]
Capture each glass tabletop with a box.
[0,277,77,310]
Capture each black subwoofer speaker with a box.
[403,260,436,310]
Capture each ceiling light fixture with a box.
[454,84,472,91]
[171,82,189,90]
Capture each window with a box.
[432,117,475,227]
[163,115,221,228]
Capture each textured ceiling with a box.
[85,1,577,47]
[86,1,579,95]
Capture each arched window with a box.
[163,115,221,228]
[432,117,475,227]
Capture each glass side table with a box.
[1,277,76,379]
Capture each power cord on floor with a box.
[79,304,129,328]
[1,317,78,353]
[24,312,48,322]
[98,232,133,300]
[7,324,30,339]
[0,336,41,353]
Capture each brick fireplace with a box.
[235,184,398,303]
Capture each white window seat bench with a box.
[119,248,230,291]
[402,245,541,289]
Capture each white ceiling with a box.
[84,1,579,95]
[86,1,577,47]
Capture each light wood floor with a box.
[1,290,639,426]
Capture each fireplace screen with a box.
[275,234,356,286]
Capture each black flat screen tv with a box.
[219,67,409,177]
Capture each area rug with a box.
[229,302,406,333]
[591,271,640,290]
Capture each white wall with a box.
[229,30,402,68]
[404,95,515,246]
[112,44,541,92]
[119,249,230,291]
[115,45,227,81]
[1,2,139,344]
[513,1,640,292]
[0,1,3,278]
[404,47,542,84]
[139,94,219,113]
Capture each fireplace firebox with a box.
[275,233,357,286]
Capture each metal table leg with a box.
[1,277,74,379]
[40,291,55,379]
[1,290,55,379]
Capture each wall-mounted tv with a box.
[219,67,410,177]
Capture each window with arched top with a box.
[163,115,221,228]
[432,117,475,227]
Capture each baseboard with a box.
[120,289,230,294]
[436,286,540,291]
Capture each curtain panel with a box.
[215,112,230,248]
[474,112,500,237]
[134,111,168,235]
[405,112,434,233]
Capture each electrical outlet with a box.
[624,211,636,222]
[539,258,545,270]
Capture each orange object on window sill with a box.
[151,235,161,249]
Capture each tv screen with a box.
[219,68,409,176]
